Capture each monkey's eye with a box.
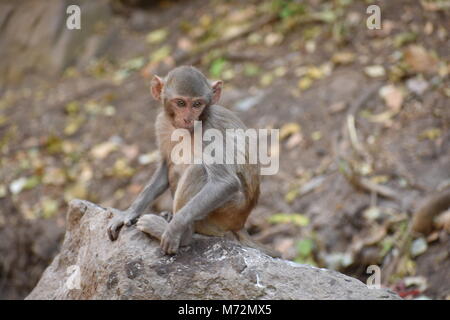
[193,101,203,108]
[176,99,186,107]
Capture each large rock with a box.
[26,200,400,300]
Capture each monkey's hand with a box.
[160,218,186,254]
[107,209,140,241]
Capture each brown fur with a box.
[109,66,278,257]
[156,105,260,236]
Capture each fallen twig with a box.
[340,160,401,201]
[344,82,383,160]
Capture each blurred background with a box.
[0,0,449,299]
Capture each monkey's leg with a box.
[107,161,169,241]
[161,165,240,254]
[137,214,167,239]
[137,214,193,246]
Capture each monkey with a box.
[107,65,280,257]
[412,188,450,234]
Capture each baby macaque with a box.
[107,66,279,257]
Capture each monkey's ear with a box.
[211,80,223,105]
[150,75,164,101]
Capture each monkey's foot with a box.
[136,214,168,240]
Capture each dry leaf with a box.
[0,184,6,198]
[329,101,347,114]
[280,123,301,140]
[138,151,160,165]
[420,128,442,140]
[306,66,324,79]
[332,51,355,65]
[264,33,283,46]
[112,159,135,178]
[64,115,85,136]
[365,110,396,124]
[42,167,66,186]
[435,209,450,232]
[268,213,310,227]
[298,77,313,90]
[404,45,438,74]
[90,141,118,159]
[364,65,386,78]
[177,37,193,51]
[379,85,404,111]
[284,188,299,203]
[146,28,168,44]
[122,144,139,160]
[286,132,303,149]
[260,73,274,87]
[149,45,171,63]
[41,198,59,218]
[64,182,88,201]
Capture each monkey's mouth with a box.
[177,122,195,130]
[175,119,195,129]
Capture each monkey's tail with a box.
[233,229,281,258]
[412,188,450,234]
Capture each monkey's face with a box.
[166,97,206,130]
[150,67,223,130]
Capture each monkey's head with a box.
[150,66,222,130]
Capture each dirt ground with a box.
[0,0,449,299]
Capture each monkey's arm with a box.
[160,178,239,254]
[127,160,169,217]
[107,160,169,241]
